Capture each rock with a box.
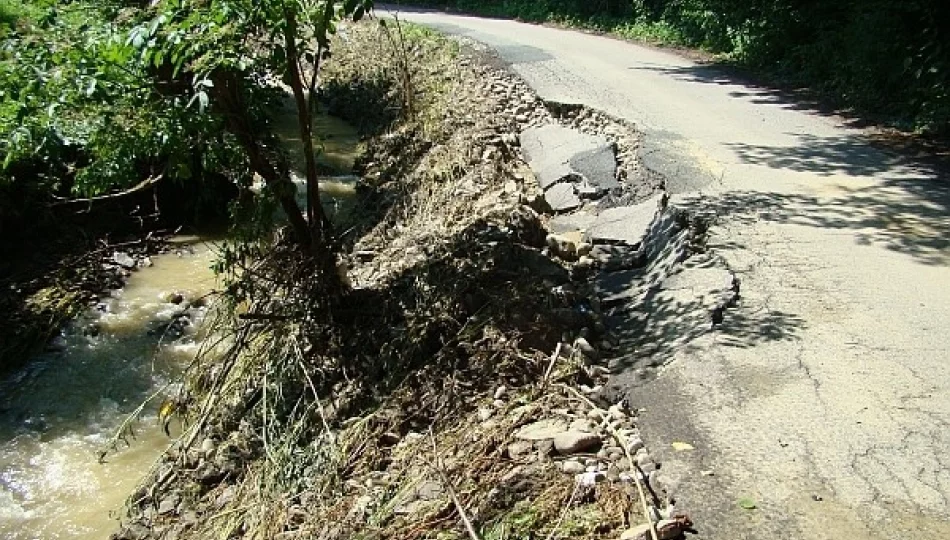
[553,431,602,455]
[493,399,506,409]
[158,494,180,515]
[507,441,534,459]
[200,437,216,456]
[379,432,401,446]
[561,459,586,474]
[574,337,598,360]
[506,206,547,248]
[627,437,645,453]
[534,439,555,456]
[656,518,686,539]
[648,470,661,490]
[515,419,568,440]
[494,386,507,399]
[113,251,136,269]
[587,408,607,421]
[620,523,652,540]
[478,408,494,422]
[543,183,582,212]
[568,418,595,433]
[608,405,627,420]
[163,291,185,304]
[139,256,153,268]
[515,113,529,123]
[546,233,579,261]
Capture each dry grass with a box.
[115,21,663,540]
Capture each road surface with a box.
[385,7,950,539]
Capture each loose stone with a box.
[553,431,602,455]
[561,460,585,474]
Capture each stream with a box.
[0,238,217,539]
[0,105,360,538]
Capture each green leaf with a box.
[738,497,757,510]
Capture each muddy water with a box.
[0,103,360,539]
[0,238,218,539]
[270,95,362,217]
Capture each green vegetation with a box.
[419,0,950,134]
[0,0,375,373]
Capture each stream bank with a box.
[111,21,713,540]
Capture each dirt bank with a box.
[113,20,697,540]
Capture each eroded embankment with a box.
[114,21,716,540]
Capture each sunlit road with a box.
[381,6,950,539]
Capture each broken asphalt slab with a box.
[520,124,619,211]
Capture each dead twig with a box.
[544,476,581,540]
[427,428,481,540]
[542,342,562,385]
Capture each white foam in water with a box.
[0,239,219,539]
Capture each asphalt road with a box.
[384,7,950,539]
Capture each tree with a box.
[134,0,374,256]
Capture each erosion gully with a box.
[0,106,359,538]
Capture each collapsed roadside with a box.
[114,20,717,540]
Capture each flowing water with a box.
[0,237,219,538]
[0,105,359,539]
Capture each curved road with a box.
[387,8,950,539]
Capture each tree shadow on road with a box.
[694,174,950,266]
[599,226,806,387]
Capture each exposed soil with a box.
[112,21,690,540]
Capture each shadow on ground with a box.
[700,176,950,266]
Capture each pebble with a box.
[493,399,506,409]
[507,441,533,459]
[477,408,494,421]
[574,337,598,360]
[553,431,602,455]
[200,437,216,456]
[561,460,585,474]
[627,437,645,453]
[493,385,507,399]
[608,405,627,420]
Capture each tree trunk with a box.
[210,71,312,248]
[282,7,331,244]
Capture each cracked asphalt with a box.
[386,6,950,539]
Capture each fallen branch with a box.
[50,174,165,206]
